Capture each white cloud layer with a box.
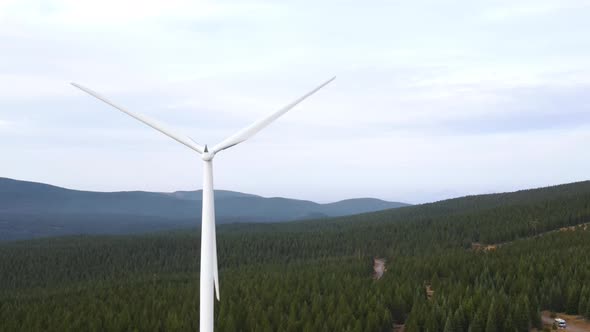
[1,0,590,203]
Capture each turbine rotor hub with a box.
[202,145,215,161]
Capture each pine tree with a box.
[391,293,406,324]
[502,313,515,332]
[485,299,498,332]
[549,284,564,312]
[405,316,420,332]
[352,320,362,332]
[532,308,542,330]
[365,311,378,332]
[381,308,392,331]
[566,285,580,314]
[423,313,438,332]
[514,297,530,332]
[454,306,466,332]
[578,288,589,317]
[223,313,238,332]
[443,316,455,332]
[468,311,484,332]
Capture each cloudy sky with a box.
[1,0,589,203]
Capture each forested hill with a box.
[1,180,589,331]
[223,180,590,246]
[0,177,408,241]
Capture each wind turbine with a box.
[71,76,335,332]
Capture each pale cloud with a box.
[1,0,590,203]
[482,0,590,21]
[0,0,284,25]
[0,119,12,127]
[0,74,75,99]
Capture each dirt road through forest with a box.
[541,312,590,332]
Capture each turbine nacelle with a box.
[201,148,215,161]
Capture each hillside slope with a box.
[0,177,408,241]
[1,180,589,331]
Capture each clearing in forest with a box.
[540,311,590,332]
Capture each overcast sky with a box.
[1,0,590,203]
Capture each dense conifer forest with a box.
[1,181,590,331]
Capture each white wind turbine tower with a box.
[71,77,335,332]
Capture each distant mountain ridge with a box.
[166,190,259,200]
[0,177,409,241]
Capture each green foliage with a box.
[1,181,589,331]
[468,310,485,332]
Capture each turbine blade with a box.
[71,83,204,154]
[211,76,336,153]
[212,225,220,301]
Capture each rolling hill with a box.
[0,177,408,241]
